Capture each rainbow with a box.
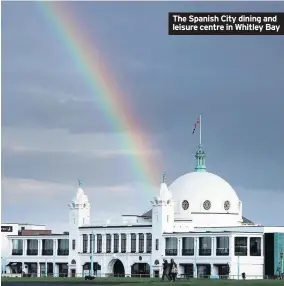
[37,2,160,189]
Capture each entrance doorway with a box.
[179,263,194,279]
[113,260,125,277]
[58,263,68,277]
[131,263,150,278]
[154,270,159,278]
[216,264,230,279]
[197,264,211,278]
[71,269,76,277]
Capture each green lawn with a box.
[1,277,284,285]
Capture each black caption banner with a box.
[168,13,284,35]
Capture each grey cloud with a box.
[2,87,112,132]
[2,177,153,228]
[2,1,284,227]
[2,148,145,186]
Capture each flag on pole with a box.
[192,117,200,134]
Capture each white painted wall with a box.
[1,224,46,258]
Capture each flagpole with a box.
[199,114,202,146]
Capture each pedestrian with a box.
[161,259,170,281]
[169,258,178,282]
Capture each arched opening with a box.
[131,263,150,278]
[82,262,101,277]
[113,260,125,277]
[108,259,125,277]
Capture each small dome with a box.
[73,187,89,204]
[159,183,172,201]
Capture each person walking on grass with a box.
[162,259,170,280]
[169,258,178,282]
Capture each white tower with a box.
[68,180,91,275]
[151,173,174,271]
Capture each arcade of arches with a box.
[108,260,150,277]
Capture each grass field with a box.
[1,277,284,285]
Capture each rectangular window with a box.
[155,239,159,251]
[216,237,229,256]
[182,237,194,256]
[83,234,88,253]
[199,237,212,256]
[121,234,126,253]
[12,239,23,255]
[106,234,111,253]
[139,233,144,253]
[131,234,136,253]
[146,233,152,253]
[27,239,38,255]
[114,234,119,253]
[89,234,94,253]
[165,237,178,256]
[58,239,69,255]
[42,239,53,255]
[97,234,102,253]
[72,239,76,250]
[235,237,248,256]
[250,237,261,256]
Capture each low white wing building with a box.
[2,145,284,279]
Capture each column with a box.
[211,237,215,257]
[37,262,40,277]
[194,237,198,278]
[136,234,139,253]
[247,236,250,256]
[177,238,181,256]
[144,234,147,253]
[230,235,234,257]
[80,234,85,253]
[94,235,97,253]
[118,234,121,253]
[102,234,106,253]
[23,239,27,255]
[126,234,131,253]
[38,239,42,256]
[210,263,214,276]
[53,239,58,255]
[88,234,90,253]
[111,234,114,253]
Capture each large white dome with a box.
[169,171,243,225]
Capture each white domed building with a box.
[2,145,284,279]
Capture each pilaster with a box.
[38,239,42,256]
[37,262,41,277]
[126,234,131,253]
[94,235,97,253]
[136,234,139,253]
[102,234,106,253]
[118,234,121,253]
[111,234,114,253]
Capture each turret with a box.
[68,180,90,276]
[151,173,174,265]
